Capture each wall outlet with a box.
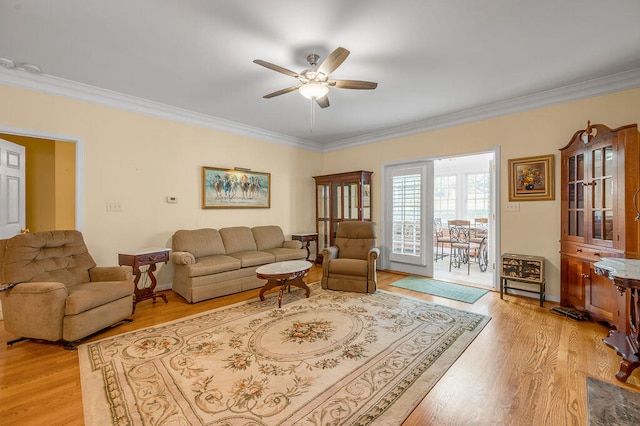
[167,196,178,203]
[505,202,520,211]
[106,201,122,212]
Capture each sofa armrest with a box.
[171,251,196,265]
[283,240,302,249]
[90,266,133,282]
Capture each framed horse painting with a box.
[202,166,271,208]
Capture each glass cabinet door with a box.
[317,184,330,251]
[343,181,360,220]
[590,145,614,241]
[363,183,371,220]
[567,153,585,237]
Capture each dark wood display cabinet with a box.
[313,170,372,263]
[560,121,640,332]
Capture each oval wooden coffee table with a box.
[256,260,313,308]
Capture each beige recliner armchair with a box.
[321,221,379,293]
[0,230,135,349]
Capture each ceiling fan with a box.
[253,47,377,108]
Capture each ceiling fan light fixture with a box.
[299,82,329,99]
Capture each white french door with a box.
[384,161,434,275]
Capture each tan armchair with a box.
[321,222,379,293]
[0,230,135,349]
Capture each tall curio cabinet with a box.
[560,122,640,331]
[313,170,373,262]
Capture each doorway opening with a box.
[0,127,82,236]
[433,153,495,288]
[382,149,499,290]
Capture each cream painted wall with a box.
[321,88,640,299]
[0,85,323,288]
[2,83,640,299]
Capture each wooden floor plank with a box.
[1,266,639,425]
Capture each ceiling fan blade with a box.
[331,79,378,90]
[318,47,350,75]
[263,86,300,98]
[315,95,330,109]
[253,59,300,78]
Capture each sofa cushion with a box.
[229,251,275,267]
[187,255,241,277]
[65,280,133,315]
[328,258,368,276]
[264,247,307,262]
[220,226,257,254]
[251,226,285,250]
[172,228,225,258]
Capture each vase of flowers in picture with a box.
[519,166,541,191]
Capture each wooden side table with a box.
[118,248,170,313]
[291,233,318,262]
[594,258,640,382]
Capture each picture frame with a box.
[202,167,271,208]
[508,154,555,201]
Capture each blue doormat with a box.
[390,276,489,304]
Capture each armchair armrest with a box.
[368,248,380,280]
[323,246,339,261]
[321,246,339,277]
[90,266,133,282]
[171,251,196,265]
[283,240,302,249]
[368,247,380,262]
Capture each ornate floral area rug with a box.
[79,283,490,425]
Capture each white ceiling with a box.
[2,1,640,152]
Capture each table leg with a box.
[259,276,311,306]
[259,279,281,301]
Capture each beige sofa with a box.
[171,225,307,303]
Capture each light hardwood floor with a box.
[1,266,638,425]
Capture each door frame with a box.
[0,126,84,231]
[380,146,501,290]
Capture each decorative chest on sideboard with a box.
[500,253,545,306]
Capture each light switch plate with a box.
[505,202,520,211]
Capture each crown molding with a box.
[2,66,639,154]
[322,67,640,152]
[0,68,322,153]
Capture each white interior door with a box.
[0,138,26,238]
[0,138,25,320]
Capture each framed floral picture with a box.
[202,166,271,208]
[508,154,555,201]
